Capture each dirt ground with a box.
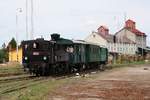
[48,64,150,100]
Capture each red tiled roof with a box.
[97,25,109,31]
[126,27,146,36]
[126,19,135,23]
[125,19,146,36]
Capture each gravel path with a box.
[48,64,150,100]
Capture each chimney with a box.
[51,33,60,41]
[97,26,109,36]
[125,19,136,29]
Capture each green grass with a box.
[0,62,75,100]
[107,60,150,69]
[0,62,72,100]
[0,77,74,100]
[17,79,65,100]
[0,61,150,100]
[0,63,25,77]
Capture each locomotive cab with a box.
[51,34,74,63]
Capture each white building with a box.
[115,19,147,55]
[85,26,137,55]
[85,31,107,47]
[115,19,146,48]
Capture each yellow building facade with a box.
[9,47,22,63]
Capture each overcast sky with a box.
[0,0,150,46]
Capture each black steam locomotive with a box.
[22,34,108,76]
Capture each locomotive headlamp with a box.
[43,56,47,60]
[25,57,28,60]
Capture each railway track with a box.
[0,75,49,95]
[0,73,72,95]
[0,66,106,97]
[0,78,48,94]
[0,74,33,83]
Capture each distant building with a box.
[85,26,114,47]
[9,47,22,63]
[85,31,107,47]
[85,26,137,55]
[115,19,147,56]
[115,19,147,51]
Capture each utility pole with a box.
[16,8,22,62]
[142,34,144,59]
[124,12,127,55]
[123,12,127,43]
[31,0,34,39]
[26,0,29,40]
[16,12,18,62]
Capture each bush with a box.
[0,49,5,63]
[0,49,8,63]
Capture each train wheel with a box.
[45,66,50,76]
[99,64,105,71]
[61,65,65,75]
[65,64,69,74]
[79,64,86,72]
[69,66,75,73]
[102,64,106,71]
[62,64,67,74]
[99,65,103,71]
[35,69,40,77]
[35,72,39,77]
[51,65,56,75]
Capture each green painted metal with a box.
[71,44,86,64]
[56,38,73,45]
[86,44,101,63]
[100,48,107,61]
[54,37,108,64]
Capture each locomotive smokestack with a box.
[51,33,60,41]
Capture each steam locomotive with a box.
[22,34,108,76]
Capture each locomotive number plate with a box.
[33,52,39,55]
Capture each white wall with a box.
[136,35,146,49]
[115,28,146,49]
[85,32,107,47]
[107,43,137,55]
[115,29,136,43]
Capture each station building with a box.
[9,47,22,63]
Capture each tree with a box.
[0,49,5,63]
[2,43,6,49]
[0,43,9,63]
[8,38,17,49]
